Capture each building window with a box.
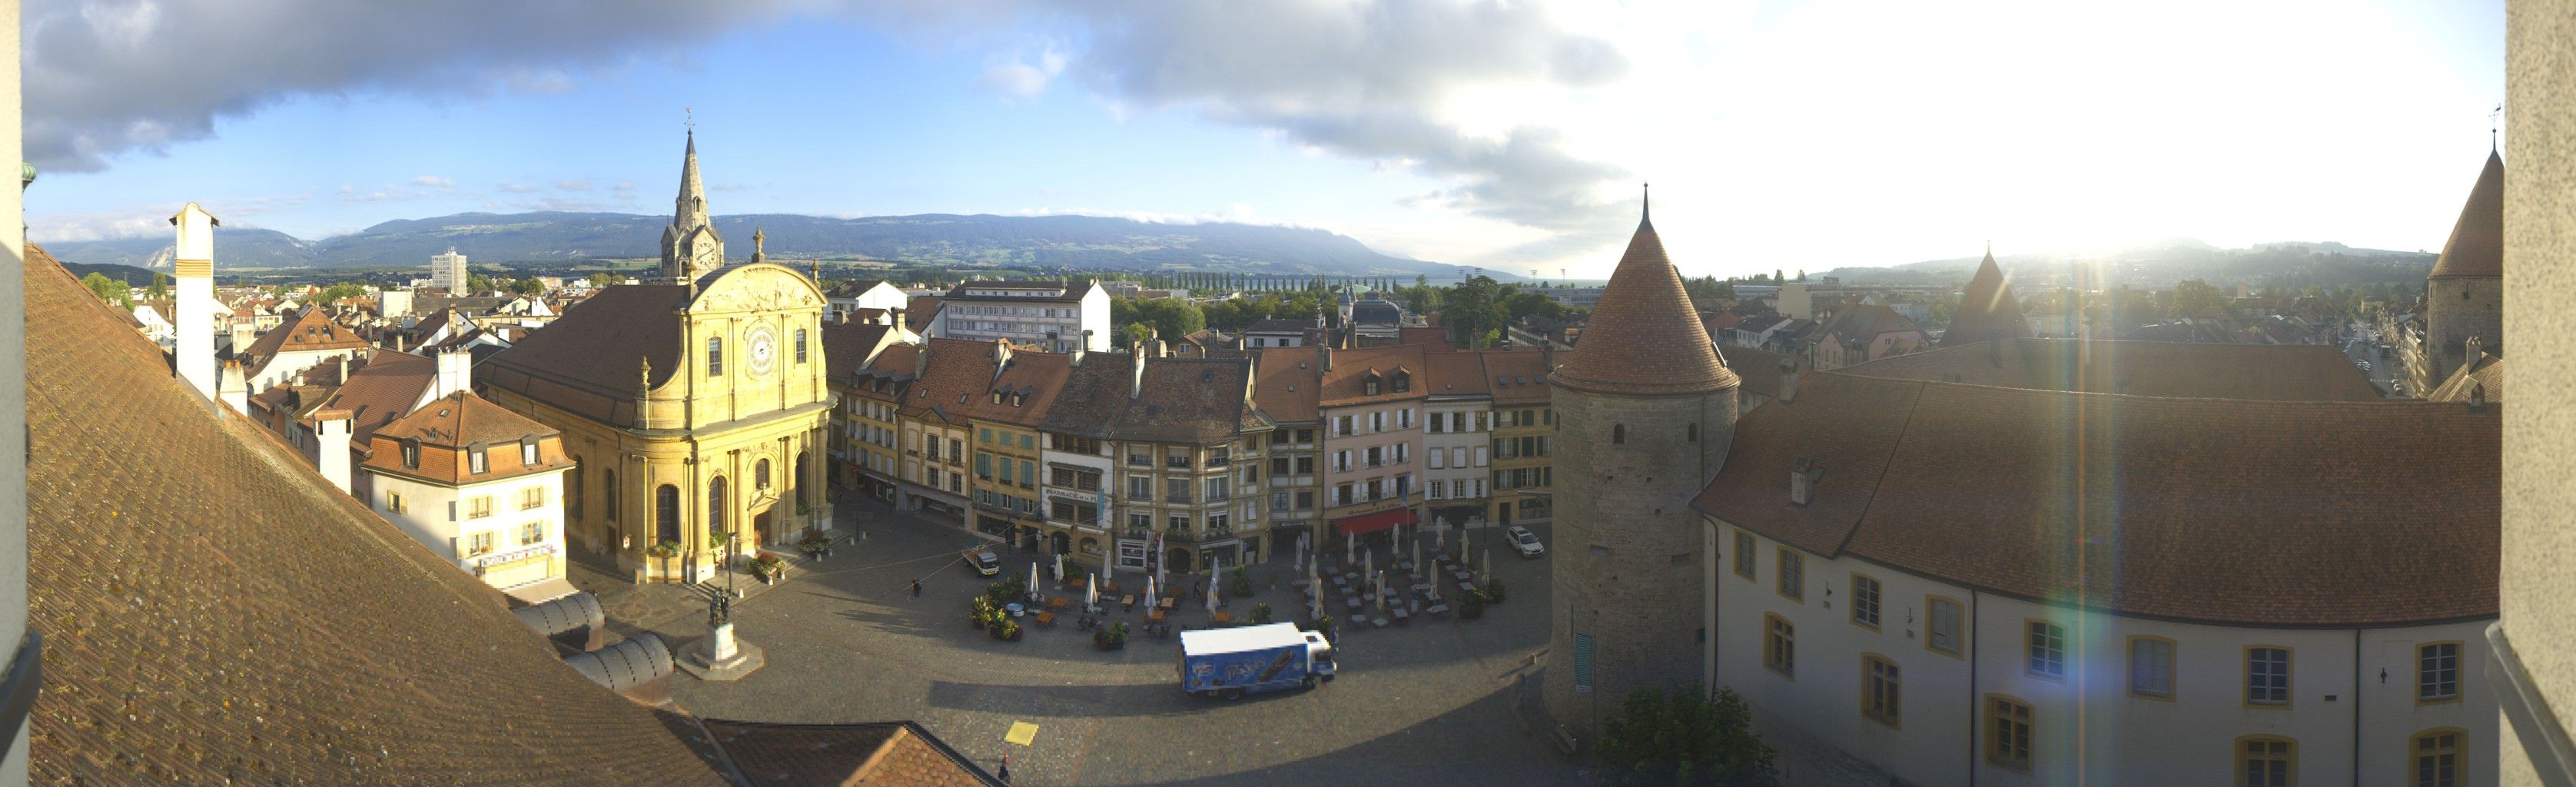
[1986,695,2033,771]
[1612,423,1625,444]
[2246,647,2292,706]
[656,485,681,543]
[2239,736,2295,787]
[469,447,489,474]
[402,440,420,469]
[2027,621,2066,679]
[468,496,493,520]
[756,459,772,489]
[520,522,543,546]
[1763,614,1794,679]
[385,491,406,513]
[1733,531,1755,579]
[468,532,493,556]
[708,337,723,375]
[795,328,808,364]
[520,486,545,510]
[1573,633,1595,692]
[522,440,539,466]
[2412,729,2462,787]
[2130,636,2176,699]
[709,477,729,530]
[1863,655,1900,728]
[1774,548,1803,601]
[1927,596,1964,657]
[1850,574,1881,629]
[2414,642,2462,704]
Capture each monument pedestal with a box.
[679,620,765,681]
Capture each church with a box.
[480,128,836,582]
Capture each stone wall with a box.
[2425,274,2503,387]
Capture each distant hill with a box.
[1817,241,2437,289]
[42,211,1488,280]
[61,262,162,288]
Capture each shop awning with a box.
[1329,507,1419,536]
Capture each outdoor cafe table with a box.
[1390,608,1409,625]
[1158,597,1177,611]
[1005,603,1026,617]
[1049,596,1072,610]
[1344,596,1364,611]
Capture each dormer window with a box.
[1363,373,1382,397]
[400,439,420,470]
[1392,371,1411,393]
[469,444,490,474]
[521,438,539,467]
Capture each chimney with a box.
[230,322,255,356]
[1153,340,1169,359]
[171,202,221,401]
[2471,383,2488,413]
[914,344,930,379]
[1542,343,1555,371]
[1788,457,1821,506]
[991,338,1013,367]
[1071,330,1090,367]
[1777,359,1800,404]
[217,359,249,415]
[433,347,472,401]
[314,409,354,494]
[2465,335,2484,364]
[1321,345,1333,372]
[892,307,908,336]
[1130,347,1148,400]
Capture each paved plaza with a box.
[566,496,1593,786]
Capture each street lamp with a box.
[709,528,738,626]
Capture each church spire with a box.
[675,127,708,231]
[659,120,725,280]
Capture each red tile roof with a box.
[1940,251,2033,347]
[1551,214,1737,396]
[698,720,1002,786]
[2430,150,2504,278]
[1317,344,1429,407]
[1250,346,1323,423]
[1693,371,2498,627]
[1833,338,2384,401]
[1476,348,1554,405]
[480,284,691,426]
[21,244,728,785]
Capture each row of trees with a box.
[1104,274,1588,350]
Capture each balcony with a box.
[1205,457,1230,467]
[1206,491,1231,503]
[1127,455,1152,467]
[1164,491,1194,504]
[1164,457,1192,469]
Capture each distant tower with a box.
[659,128,726,281]
[430,246,468,293]
[2420,150,2504,393]
[1939,245,2032,347]
[1544,191,1741,739]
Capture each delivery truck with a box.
[1177,623,1336,699]
[962,546,1000,576]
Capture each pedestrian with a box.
[910,579,922,599]
[998,755,1011,784]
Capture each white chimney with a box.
[314,409,354,494]
[1789,457,1821,506]
[433,347,472,401]
[171,202,220,401]
[1130,347,1148,400]
[217,359,248,416]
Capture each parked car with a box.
[1507,526,1546,557]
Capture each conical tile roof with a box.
[1552,210,1738,396]
[1938,249,2032,347]
[2429,151,2503,279]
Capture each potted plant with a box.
[750,553,787,583]
[994,619,1022,641]
[1230,571,1255,599]
[1252,603,1273,625]
[1458,589,1487,620]
[971,596,995,629]
[798,529,832,559]
[1094,620,1130,650]
[1485,577,1507,604]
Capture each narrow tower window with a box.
[1613,424,1625,444]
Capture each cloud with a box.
[496,181,541,194]
[22,0,818,171]
[555,180,593,191]
[411,174,453,188]
[979,49,1065,97]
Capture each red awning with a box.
[1330,507,1419,536]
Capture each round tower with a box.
[1544,198,1739,739]
[2422,150,2504,392]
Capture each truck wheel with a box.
[1322,674,1335,682]
[1222,688,1245,701]
[1302,676,1318,690]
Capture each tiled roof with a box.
[954,345,1071,428]
[363,391,575,485]
[2428,352,2504,403]
[2429,151,2505,278]
[1419,351,1491,397]
[323,350,438,445]
[480,284,691,425]
[1551,214,1737,396]
[20,244,727,785]
[1317,344,1429,407]
[1832,338,2383,401]
[1250,346,1323,423]
[1476,348,1553,405]
[907,295,946,325]
[1692,371,2498,627]
[1940,251,2033,347]
[1716,344,1799,399]
[699,719,1004,786]
[822,322,897,384]
[1817,304,1919,344]
[1246,317,1316,334]
[1399,326,1454,351]
[1043,354,1261,443]
[238,305,370,375]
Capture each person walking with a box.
[997,756,1011,784]
[910,579,922,599]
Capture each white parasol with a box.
[1346,529,1356,559]
[1087,573,1098,609]
[1207,582,1220,613]
[1053,553,1064,583]
[1145,575,1157,607]
[1027,562,1041,600]
[1412,534,1423,579]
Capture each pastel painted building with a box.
[360,390,576,600]
[1316,344,1429,542]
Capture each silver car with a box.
[1507,526,1545,557]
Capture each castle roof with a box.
[2429,150,2505,278]
[1550,205,1738,396]
[1938,250,2033,347]
[1834,338,2384,401]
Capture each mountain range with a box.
[38,211,1484,280]
[1816,241,2438,289]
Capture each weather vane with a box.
[686,106,695,132]
[2491,102,2503,150]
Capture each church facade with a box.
[480,130,835,581]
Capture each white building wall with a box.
[246,347,363,394]
[1711,520,2497,787]
[1420,399,1490,509]
[367,467,569,592]
[1078,284,1111,351]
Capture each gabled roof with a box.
[1250,345,1323,423]
[1317,344,1429,407]
[363,391,576,486]
[1477,348,1553,406]
[1043,354,1261,443]
[1246,317,1316,334]
[1940,251,2033,347]
[323,350,439,444]
[1818,304,1920,344]
[822,322,898,384]
[1551,210,1737,396]
[1420,351,1492,397]
[239,305,370,374]
[1693,370,2498,627]
[20,244,729,785]
[697,720,1004,786]
[2428,351,2505,403]
[1833,338,2383,401]
[2429,151,2505,278]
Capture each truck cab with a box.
[964,547,1000,576]
[1303,630,1336,680]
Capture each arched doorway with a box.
[1166,548,1193,574]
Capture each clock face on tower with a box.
[746,325,778,377]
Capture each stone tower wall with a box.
[1543,384,1738,739]
[2425,275,2504,387]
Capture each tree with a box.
[81,273,133,310]
[317,281,367,304]
[146,271,169,301]
[1124,322,1154,349]
[1595,684,1778,786]
[1795,269,1806,282]
[2169,278,2229,319]
[466,273,496,294]
[510,277,546,295]
[587,272,619,288]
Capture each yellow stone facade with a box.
[489,262,835,582]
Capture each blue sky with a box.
[23,0,2508,278]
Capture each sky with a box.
[21,0,2507,279]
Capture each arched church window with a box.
[709,477,729,529]
[756,459,772,489]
